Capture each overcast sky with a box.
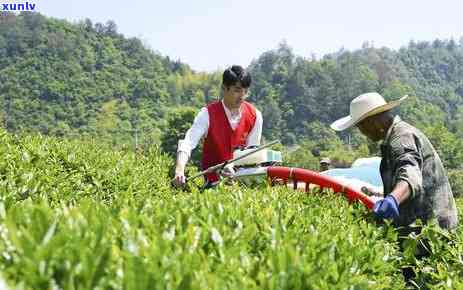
[37,0,463,72]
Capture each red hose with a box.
[267,166,374,210]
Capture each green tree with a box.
[160,107,202,165]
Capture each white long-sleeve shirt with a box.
[177,101,263,163]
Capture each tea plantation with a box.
[0,131,461,289]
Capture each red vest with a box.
[202,101,257,182]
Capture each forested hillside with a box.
[2,12,463,172]
[0,12,220,147]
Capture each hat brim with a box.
[330,95,408,131]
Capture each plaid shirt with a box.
[380,116,458,229]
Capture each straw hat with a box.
[330,92,408,131]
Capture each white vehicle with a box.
[321,157,383,195]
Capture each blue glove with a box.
[373,195,399,219]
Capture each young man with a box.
[172,65,263,188]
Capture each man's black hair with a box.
[222,65,251,88]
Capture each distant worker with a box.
[172,65,263,189]
[319,157,331,172]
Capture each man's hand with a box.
[373,195,399,219]
[219,164,235,179]
[370,195,383,204]
[173,151,188,188]
[172,169,186,188]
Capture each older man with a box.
[331,92,458,230]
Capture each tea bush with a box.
[0,130,461,289]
